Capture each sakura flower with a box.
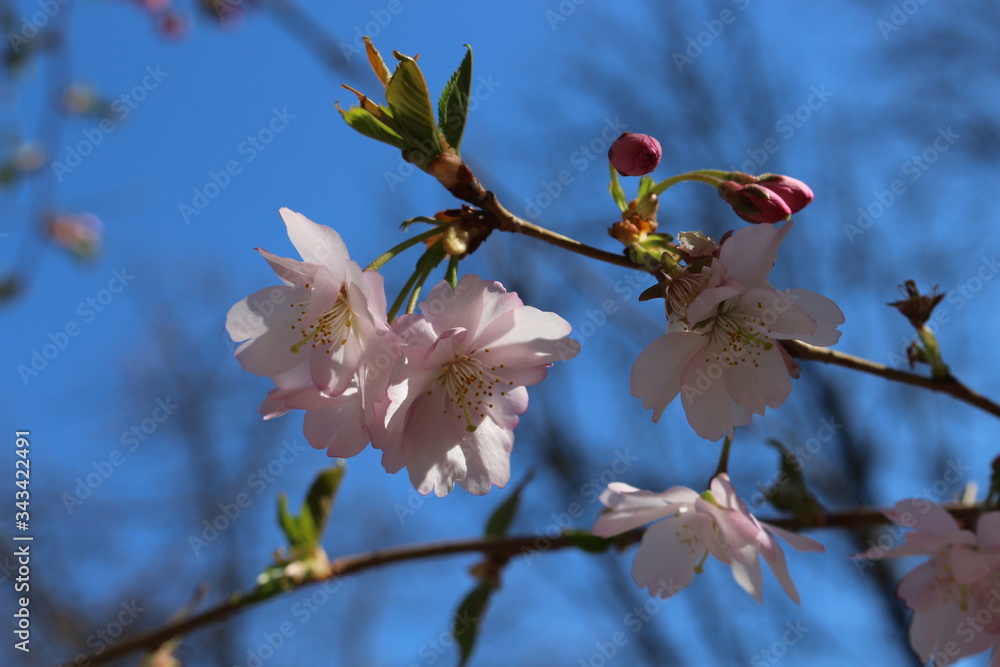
[593,474,823,601]
[377,274,579,496]
[630,221,844,441]
[857,500,1000,666]
[226,208,392,400]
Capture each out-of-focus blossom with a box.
[593,474,823,601]
[44,212,103,260]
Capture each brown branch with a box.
[62,504,983,667]
[783,340,1000,419]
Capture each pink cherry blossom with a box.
[376,274,579,496]
[857,500,1000,666]
[226,208,392,399]
[630,221,844,441]
[593,474,823,601]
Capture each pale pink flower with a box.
[630,221,844,441]
[226,208,392,400]
[593,474,823,601]
[377,274,579,496]
[857,500,1000,666]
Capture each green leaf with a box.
[608,162,627,212]
[386,53,443,165]
[337,105,408,150]
[303,463,346,543]
[484,471,534,537]
[453,581,493,667]
[637,175,655,201]
[276,493,306,547]
[437,45,473,154]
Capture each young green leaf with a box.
[276,493,308,548]
[765,439,823,516]
[303,463,346,543]
[453,581,493,667]
[336,105,408,150]
[438,45,473,153]
[609,162,628,212]
[484,471,534,537]
[386,53,443,165]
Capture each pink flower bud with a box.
[757,174,814,214]
[608,132,662,177]
[717,181,792,224]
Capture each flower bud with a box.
[717,181,792,224]
[608,132,662,177]
[757,174,814,214]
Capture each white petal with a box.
[257,248,316,287]
[887,499,960,536]
[458,418,514,495]
[302,393,371,458]
[722,345,793,416]
[718,220,793,287]
[783,289,844,345]
[631,332,707,423]
[228,285,310,378]
[763,523,825,553]
[631,518,700,598]
[592,486,699,537]
[279,207,352,268]
[678,355,736,441]
[728,552,764,603]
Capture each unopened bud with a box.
[608,132,662,177]
[757,174,814,214]
[717,181,792,224]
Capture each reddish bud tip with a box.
[717,181,792,224]
[757,174,814,214]
[608,132,662,177]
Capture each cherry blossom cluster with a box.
[227,208,579,496]
[859,500,1000,666]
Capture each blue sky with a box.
[4,1,1000,665]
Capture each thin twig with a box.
[783,340,1000,419]
[63,504,983,667]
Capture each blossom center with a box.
[289,288,354,354]
[432,351,512,432]
[697,301,773,370]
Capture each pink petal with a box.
[279,208,351,267]
[728,551,764,603]
[257,248,316,287]
[761,538,801,604]
[419,275,520,338]
[783,289,844,346]
[631,332,707,423]
[678,355,737,441]
[764,523,825,553]
[887,499,961,536]
[592,487,699,537]
[685,285,744,325]
[631,518,700,598]
[457,417,514,495]
[718,221,794,288]
[722,345,793,416]
[977,512,1000,549]
[302,393,370,458]
[897,561,950,611]
[483,385,529,430]
[228,285,309,378]
[737,287,817,340]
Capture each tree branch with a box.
[64,504,983,667]
[783,340,1000,419]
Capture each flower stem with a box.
[650,171,724,197]
[364,226,444,272]
[713,436,733,478]
[386,245,444,322]
[445,255,459,289]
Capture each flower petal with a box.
[279,207,351,268]
[592,486,699,537]
[718,220,793,288]
[458,417,514,495]
[631,518,700,599]
[783,288,844,346]
[227,285,309,378]
[631,332,707,423]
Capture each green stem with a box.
[364,227,444,272]
[386,246,442,322]
[650,171,724,197]
[713,436,733,478]
[445,255,459,288]
[406,247,445,315]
